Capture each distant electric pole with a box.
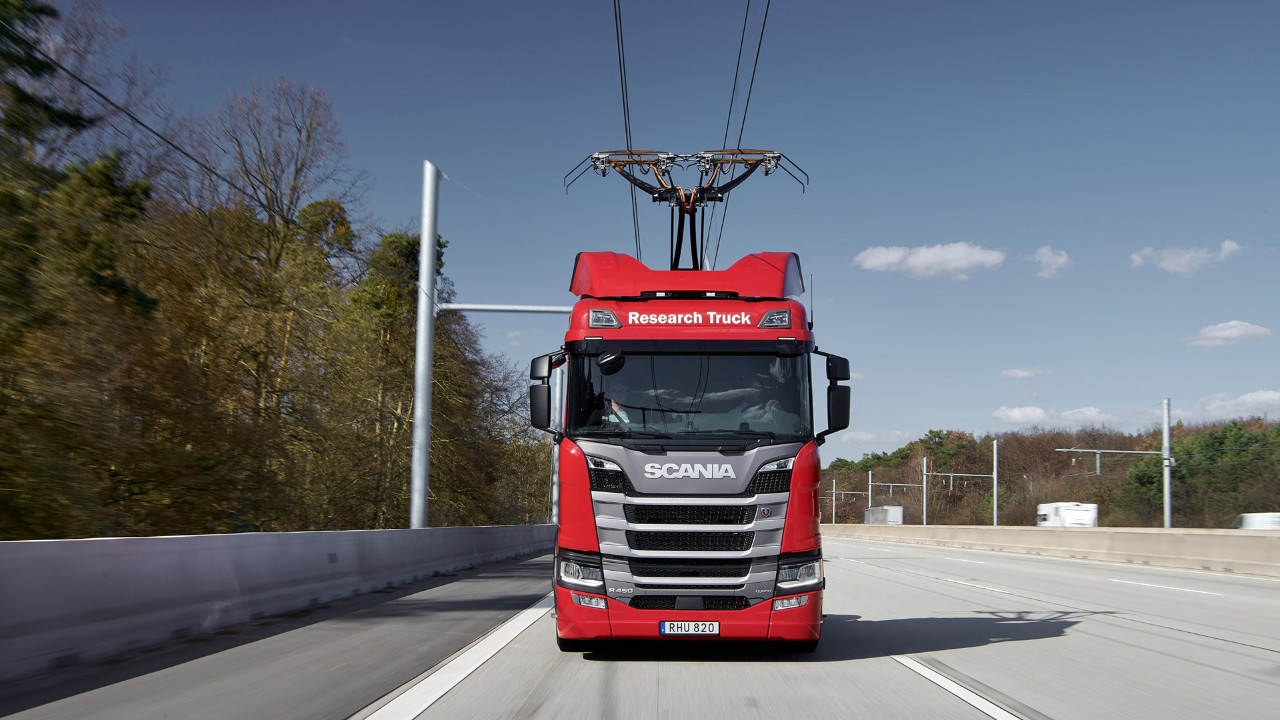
[923,439,999,526]
[1055,398,1174,528]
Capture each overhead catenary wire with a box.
[0,17,255,201]
[612,0,642,261]
[710,0,772,270]
[703,0,753,270]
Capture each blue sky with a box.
[100,0,1279,462]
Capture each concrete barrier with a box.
[822,524,1280,578]
[0,525,555,682]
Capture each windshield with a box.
[565,353,812,441]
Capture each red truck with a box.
[530,250,850,652]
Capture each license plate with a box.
[659,621,720,636]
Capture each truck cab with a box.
[530,251,850,652]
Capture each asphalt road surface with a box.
[4,539,1278,719]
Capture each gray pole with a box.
[867,471,872,513]
[992,439,999,527]
[832,476,837,524]
[1162,398,1172,529]
[922,456,929,526]
[411,161,440,529]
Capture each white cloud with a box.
[1188,320,1271,348]
[853,242,1004,280]
[1058,407,1116,425]
[1188,391,1280,421]
[993,406,1049,424]
[1031,246,1070,278]
[993,405,1117,427]
[1130,240,1240,275]
[1001,368,1045,379]
[842,430,917,447]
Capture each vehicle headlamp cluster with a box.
[757,309,791,329]
[557,550,604,590]
[588,309,621,329]
[775,551,824,593]
[759,456,795,473]
[585,455,622,472]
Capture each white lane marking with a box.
[861,546,893,552]
[893,656,1021,720]
[944,558,985,564]
[1109,579,1221,596]
[365,592,553,719]
[943,579,1010,594]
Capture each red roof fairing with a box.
[570,252,805,299]
[563,252,812,343]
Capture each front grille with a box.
[624,505,755,525]
[703,596,751,611]
[746,470,791,495]
[628,558,752,578]
[589,467,627,493]
[592,467,791,498]
[629,596,677,610]
[628,596,751,611]
[626,531,754,552]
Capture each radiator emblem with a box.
[642,463,736,479]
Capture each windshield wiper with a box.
[679,429,777,439]
[579,429,674,439]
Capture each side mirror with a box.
[826,385,850,433]
[530,351,565,381]
[530,383,551,431]
[826,355,851,382]
[529,351,564,434]
[531,355,551,381]
[815,350,851,445]
[816,385,851,445]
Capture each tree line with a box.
[1,1,550,540]
[824,420,1280,528]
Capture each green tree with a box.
[1123,420,1280,527]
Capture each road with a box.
[4,538,1278,719]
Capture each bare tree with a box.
[204,79,367,231]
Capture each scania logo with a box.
[642,463,736,479]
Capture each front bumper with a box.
[555,585,822,642]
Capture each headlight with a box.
[558,556,604,589]
[586,455,622,472]
[776,559,823,591]
[589,309,621,328]
[759,456,795,473]
[758,309,791,329]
